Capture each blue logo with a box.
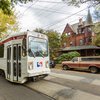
[37,61,43,67]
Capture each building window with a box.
[77,28,82,34]
[88,27,92,33]
[64,42,66,47]
[70,42,73,46]
[81,28,84,34]
[67,32,71,36]
[86,37,92,43]
[80,39,83,45]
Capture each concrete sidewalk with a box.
[49,72,100,86]
[25,80,100,100]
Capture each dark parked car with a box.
[50,60,56,68]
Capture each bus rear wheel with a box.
[0,70,5,78]
[89,67,98,74]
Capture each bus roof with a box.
[0,31,48,45]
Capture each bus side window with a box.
[18,46,21,60]
[22,37,27,57]
[0,44,4,58]
[13,46,17,60]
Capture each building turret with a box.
[85,9,93,26]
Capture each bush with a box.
[56,51,80,64]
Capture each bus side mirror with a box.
[28,49,31,53]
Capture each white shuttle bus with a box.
[0,31,50,83]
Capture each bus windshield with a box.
[28,36,48,57]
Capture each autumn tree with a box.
[0,10,17,38]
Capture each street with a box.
[49,69,100,96]
[25,68,100,100]
[0,76,53,100]
[0,68,100,100]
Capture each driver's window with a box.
[72,57,78,62]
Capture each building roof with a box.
[85,9,93,26]
[71,23,78,34]
[61,45,100,51]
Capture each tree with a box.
[93,22,100,46]
[34,28,45,34]
[34,28,61,60]
[0,0,34,15]
[11,0,34,4]
[93,33,100,46]
[0,0,12,15]
[46,30,61,60]
[62,0,100,7]
[93,22,100,34]
[0,10,17,38]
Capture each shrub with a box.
[56,51,80,64]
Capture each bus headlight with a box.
[28,62,33,70]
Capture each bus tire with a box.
[89,66,98,74]
[0,70,5,78]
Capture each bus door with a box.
[7,46,11,79]
[13,44,21,82]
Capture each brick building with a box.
[61,9,100,56]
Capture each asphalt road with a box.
[0,76,53,100]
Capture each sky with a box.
[15,0,96,33]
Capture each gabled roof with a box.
[63,23,77,34]
[71,23,78,34]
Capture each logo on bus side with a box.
[37,61,43,67]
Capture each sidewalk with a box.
[25,80,100,100]
[49,72,100,86]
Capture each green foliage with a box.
[93,22,100,46]
[61,33,67,43]
[93,33,100,46]
[56,51,80,64]
[34,28,45,34]
[11,0,33,4]
[0,10,17,37]
[62,0,100,7]
[0,0,34,15]
[0,0,12,15]
[45,30,61,60]
[93,22,100,34]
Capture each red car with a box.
[62,56,100,73]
